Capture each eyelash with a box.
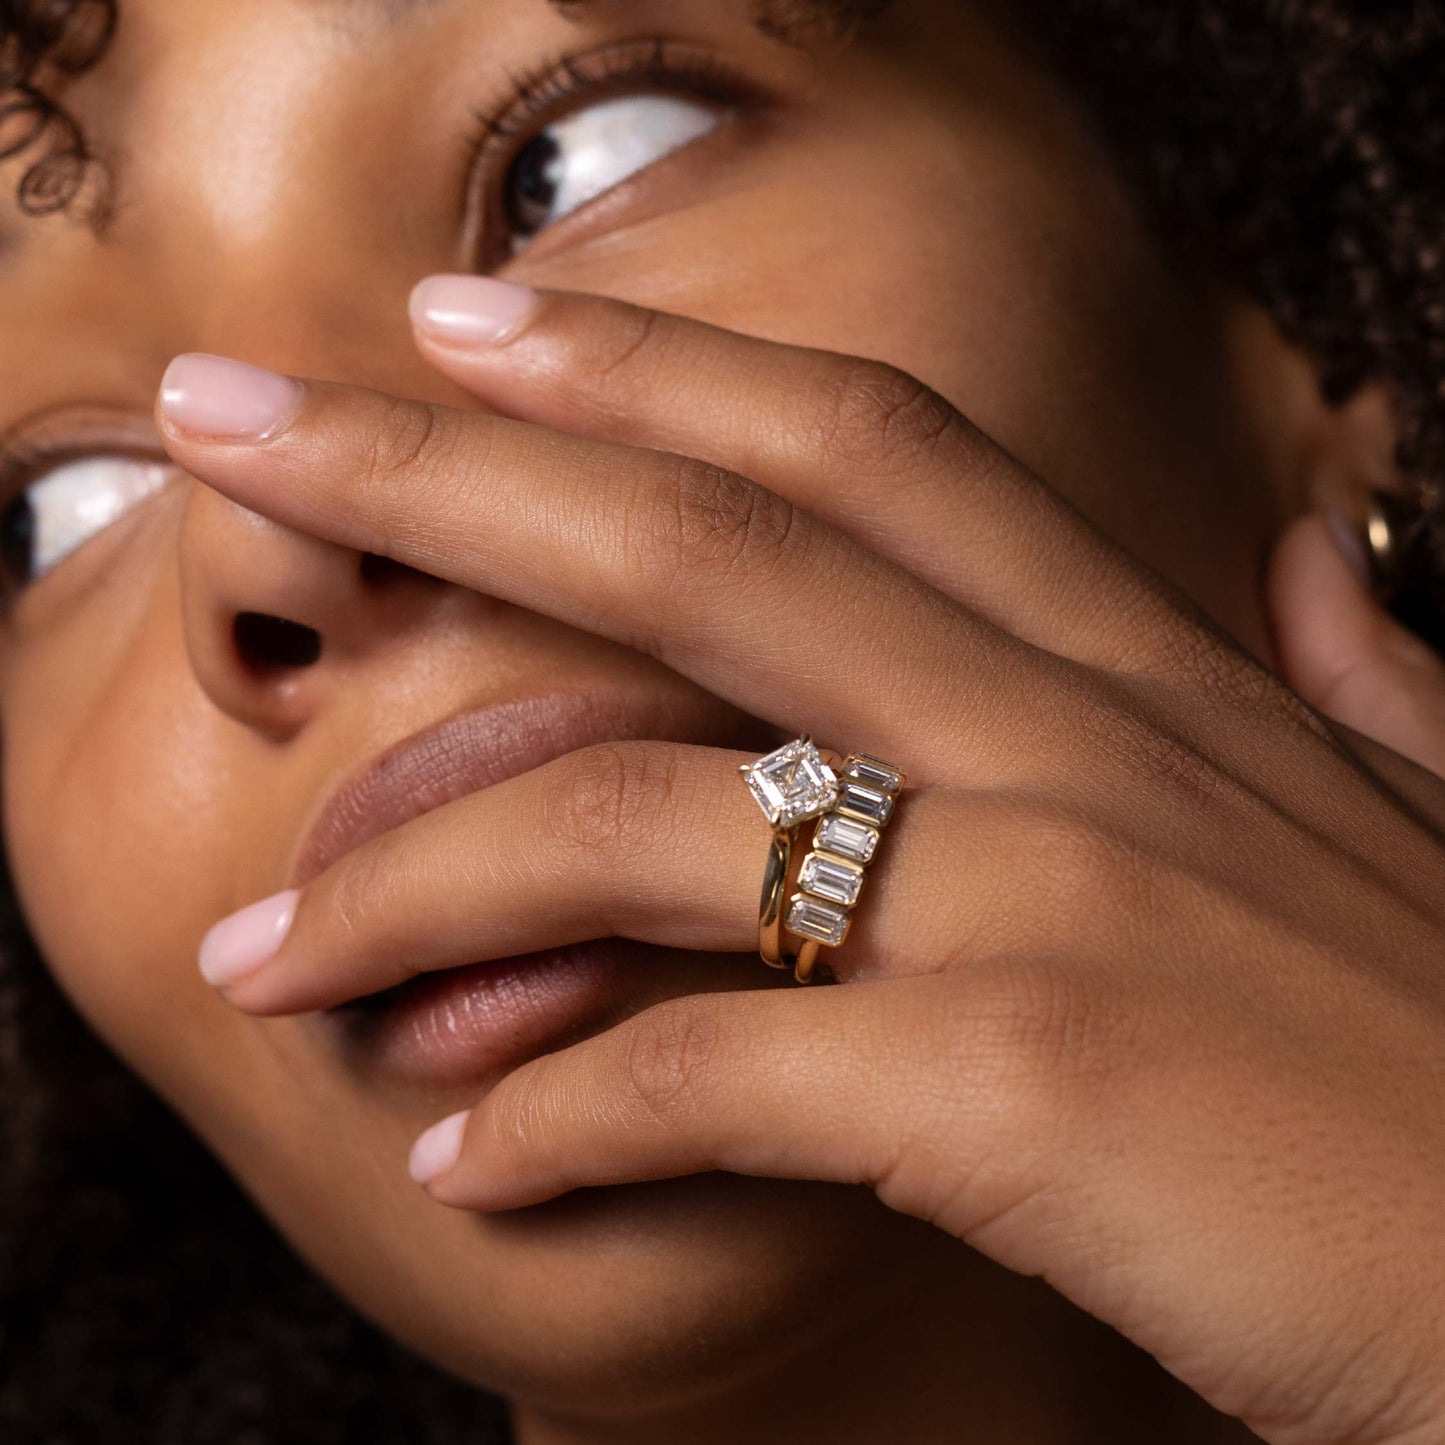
[0,435,70,519]
[0,41,757,526]
[464,34,766,264]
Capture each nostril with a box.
[233,612,323,672]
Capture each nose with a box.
[177,479,446,737]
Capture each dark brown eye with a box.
[499,93,723,252]
[0,492,36,586]
[504,131,564,239]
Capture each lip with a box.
[291,686,777,1086]
[316,939,643,1085]
[290,687,763,890]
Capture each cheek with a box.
[515,59,1275,656]
[0,524,246,1098]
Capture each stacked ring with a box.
[740,737,905,984]
[782,754,905,982]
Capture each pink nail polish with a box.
[160,354,305,441]
[199,889,301,987]
[409,1109,471,1184]
[409,275,538,346]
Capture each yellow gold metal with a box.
[1367,494,1396,582]
[778,750,908,985]
[788,935,821,985]
[757,825,797,968]
[745,735,882,982]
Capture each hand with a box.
[158,277,1445,1445]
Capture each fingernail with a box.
[409,274,538,347]
[199,889,301,987]
[409,1109,471,1184]
[1325,509,1374,589]
[160,354,305,441]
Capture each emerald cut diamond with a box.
[785,894,851,946]
[799,852,864,906]
[815,813,879,864]
[741,738,838,829]
[835,778,894,827]
[843,754,904,794]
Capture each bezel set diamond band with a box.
[740,736,906,984]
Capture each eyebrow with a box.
[5,0,895,237]
[748,0,896,46]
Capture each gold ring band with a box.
[757,826,795,969]
[741,738,905,985]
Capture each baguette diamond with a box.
[836,778,894,826]
[740,738,838,829]
[785,895,851,946]
[815,813,879,864]
[799,852,864,906]
[843,755,904,794]
[756,746,905,983]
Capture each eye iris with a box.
[505,131,564,239]
[0,493,35,585]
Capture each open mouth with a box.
[318,937,642,1086]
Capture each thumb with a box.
[1267,510,1445,779]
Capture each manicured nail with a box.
[1325,509,1373,589]
[409,274,538,347]
[160,354,305,441]
[409,1109,471,1184]
[199,889,301,987]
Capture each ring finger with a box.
[200,738,1113,1018]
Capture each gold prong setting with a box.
[738,734,839,830]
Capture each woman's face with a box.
[0,0,1313,1417]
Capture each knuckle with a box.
[1155,617,1258,697]
[1132,608,1336,743]
[1014,795,1159,928]
[545,741,678,858]
[813,360,966,477]
[621,1000,721,1124]
[592,306,667,386]
[356,396,447,494]
[483,1059,551,1154]
[323,831,410,946]
[1070,674,1241,811]
[951,956,1138,1138]
[659,455,799,581]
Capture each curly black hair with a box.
[2,0,1443,1439]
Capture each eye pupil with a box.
[0,493,35,585]
[504,131,564,238]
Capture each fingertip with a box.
[408,274,540,349]
[409,1108,472,1185]
[1266,511,1385,689]
[1323,508,1374,590]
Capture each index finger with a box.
[410,276,1177,667]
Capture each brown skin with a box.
[3,0,1442,1441]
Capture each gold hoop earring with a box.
[1363,487,1445,655]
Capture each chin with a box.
[315,1170,902,1417]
